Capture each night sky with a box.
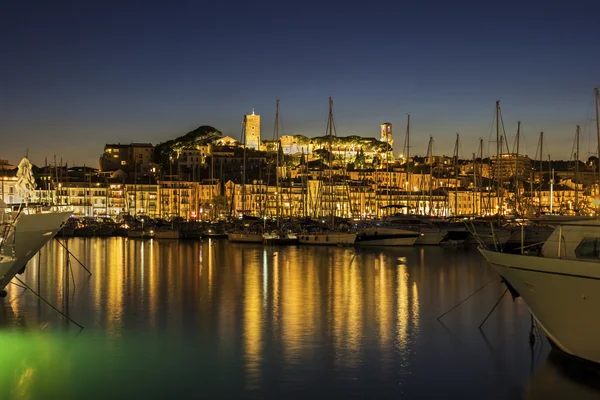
[2,0,599,166]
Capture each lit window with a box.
[121,161,127,165]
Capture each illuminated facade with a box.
[380,122,393,148]
[100,143,155,172]
[244,110,261,150]
[490,153,531,179]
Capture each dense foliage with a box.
[154,125,222,167]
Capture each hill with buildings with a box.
[154,125,222,167]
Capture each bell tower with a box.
[244,109,261,149]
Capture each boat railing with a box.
[0,211,19,256]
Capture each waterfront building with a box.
[0,160,23,205]
[490,153,531,179]
[100,142,155,173]
[214,136,239,147]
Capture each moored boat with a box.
[0,204,70,294]
[355,224,419,246]
[478,218,600,365]
[385,214,447,245]
[263,231,298,245]
[298,231,356,246]
[228,232,264,243]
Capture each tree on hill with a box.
[154,125,222,168]
[354,148,366,169]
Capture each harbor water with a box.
[1,238,599,399]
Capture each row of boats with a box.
[228,214,554,249]
[54,214,556,248]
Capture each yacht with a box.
[479,218,600,365]
[502,223,554,253]
[228,221,264,243]
[228,231,264,243]
[298,231,356,246]
[355,221,419,246]
[384,214,447,245]
[466,219,511,246]
[0,202,71,296]
[263,231,299,245]
[296,219,356,246]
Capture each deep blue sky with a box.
[1,0,599,166]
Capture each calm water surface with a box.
[1,238,599,399]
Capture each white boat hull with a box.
[228,233,263,243]
[0,211,71,291]
[479,248,600,365]
[298,233,356,246]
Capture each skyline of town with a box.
[3,106,598,168]
[3,3,600,166]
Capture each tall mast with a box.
[514,121,521,216]
[426,136,433,215]
[453,133,459,216]
[595,88,600,196]
[275,99,281,222]
[479,138,486,215]
[472,152,476,216]
[495,100,501,215]
[242,118,246,217]
[328,97,334,226]
[549,155,554,214]
[210,141,214,221]
[575,125,580,213]
[538,132,543,212]
[406,114,411,213]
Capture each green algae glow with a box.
[0,332,71,400]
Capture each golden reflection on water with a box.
[0,239,558,399]
[332,251,363,368]
[244,248,263,390]
[6,239,424,388]
[376,254,393,347]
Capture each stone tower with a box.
[244,109,261,150]
[380,122,393,148]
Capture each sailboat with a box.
[298,98,356,246]
[262,100,299,245]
